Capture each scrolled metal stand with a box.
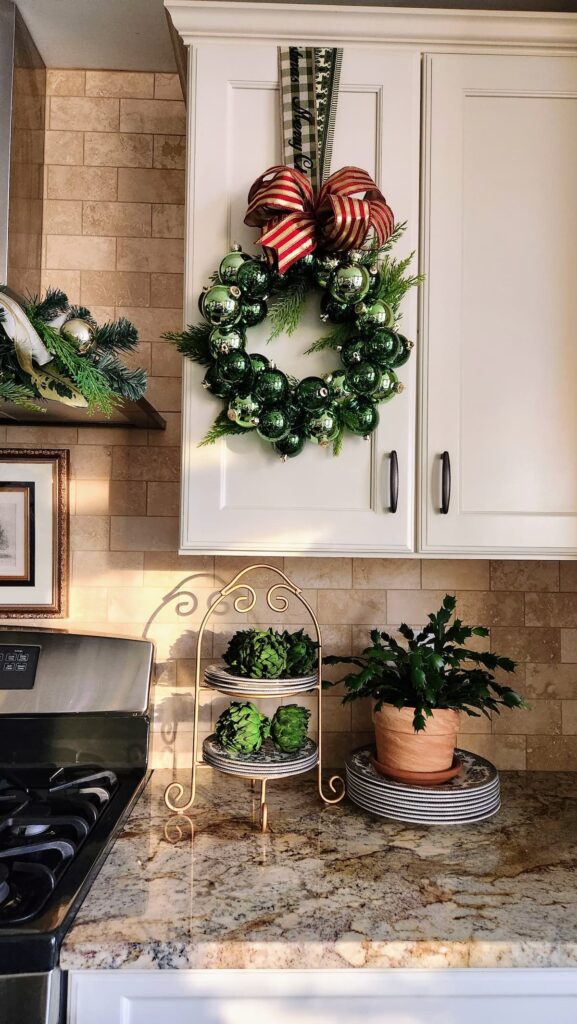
[164,563,345,832]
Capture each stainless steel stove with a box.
[0,629,153,1024]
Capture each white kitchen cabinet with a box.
[68,968,577,1023]
[420,53,577,556]
[179,44,420,556]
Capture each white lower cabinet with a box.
[68,969,577,1024]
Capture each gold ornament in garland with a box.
[166,164,422,460]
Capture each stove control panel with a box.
[0,643,41,688]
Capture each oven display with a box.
[0,644,41,689]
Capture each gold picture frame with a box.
[0,449,69,617]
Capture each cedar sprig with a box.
[93,351,147,402]
[267,276,308,341]
[305,321,353,355]
[163,322,212,366]
[199,409,248,447]
[377,252,423,322]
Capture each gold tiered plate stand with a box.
[164,564,345,832]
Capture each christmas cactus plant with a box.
[215,701,270,753]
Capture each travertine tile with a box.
[69,587,108,621]
[455,711,492,735]
[46,70,86,96]
[213,557,283,590]
[72,551,144,588]
[144,551,214,588]
[147,481,180,516]
[284,557,352,590]
[5,425,77,446]
[526,663,577,699]
[153,134,186,169]
[77,427,149,447]
[85,71,154,99]
[110,516,179,551]
[323,696,352,733]
[44,130,83,166]
[386,590,446,625]
[454,590,525,628]
[151,204,184,239]
[43,199,82,235]
[353,558,420,590]
[47,165,117,201]
[148,412,181,447]
[456,734,526,770]
[150,273,183,308]
[120,98,186,135]
[123,342,151,374]
[70,515,110,551]
[50,96,119,132]
[526,736,577,770]
[117,236,183,273]
[11,92,44,131]
[46,234,116,271]
[80,270,150,307]
[154,73,183,100]
[561,629,577,663]
[492,700,561,735]
[151,342,182,377]
[84,132,152,169]
[82,201,151,238]
[525,592,577,627]
[560,562,577,592]
[491,560,559,592]
[319,590,386,626]
[562,701,577,734]
[117,168,185,204]
[112,446,179,481]
[146,376,182,412]
[40,269,81,303]
[115,306,182,341]
[69,445,112,479]
[422,559,490,591]
[74,479,110,515]
[109,480,147,516]
[490,627,561,664]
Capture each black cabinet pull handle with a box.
[440,451,451,514]
[389,450,399,514]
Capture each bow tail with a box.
[258,212,317,275]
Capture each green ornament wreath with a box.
[166,224,421,459]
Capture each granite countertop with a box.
[61,768,577,971]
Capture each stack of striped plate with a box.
[204,663,317,697]
[203,735,318,778]
[346,747,500,825]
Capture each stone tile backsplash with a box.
[4,69,577,772]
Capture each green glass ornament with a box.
[295,376,330,412]
[340,337,365,368]
[342,396,380,436]
[227,393,261,429]
[389,333,414,368]
[374,368,403,403]
[363,328,402,368]
[273,431,306,459]
[208,325,246,358]
[320,295,351,324]
[326,371,352,402]
[219,248,250,285]
[345,361,382,396]
[201,284,242,327]
[314,254,340,289]
[256,406,291,441]
[329,263,370,304]
[355,298,394,334]
[303,407,340,446]
[218,349,253,385]
[202,365,236,399]
[236,259,271,300]
[253,369,289,407]
[240,299,268,326]
[250,353,270,375]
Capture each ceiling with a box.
[15,0,176,71]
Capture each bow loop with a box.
[244,164,394,274]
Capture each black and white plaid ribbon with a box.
[279,46,342,193]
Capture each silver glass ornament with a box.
[201,285,241,327]
[60,317,95,354]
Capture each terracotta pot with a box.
[372,703,460,774]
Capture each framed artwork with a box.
[0,449,69,617]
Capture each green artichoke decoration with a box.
[215,701,270,753]
[270,704,311,753]
[223,627,288,679]
[283,628,318,677]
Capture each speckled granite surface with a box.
[61,768,577,970]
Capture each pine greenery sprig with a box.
[305,321,353,355]
[93,352,147,402]
[31,317,118,414]
[92,318,138,352]
[332,424,344,457]
[0,376,41,412]
[199,409,247,447]
[267,277,309,341]
[27,288,68,324]
[377,252,423,321]
[67,306,97,331]
[163,322,212,365]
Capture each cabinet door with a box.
[180,45,420,555]
[421,54,577,555]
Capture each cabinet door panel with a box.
[421,54,577,554]
[181,45,419,555]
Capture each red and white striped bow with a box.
[244,165,394,275]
